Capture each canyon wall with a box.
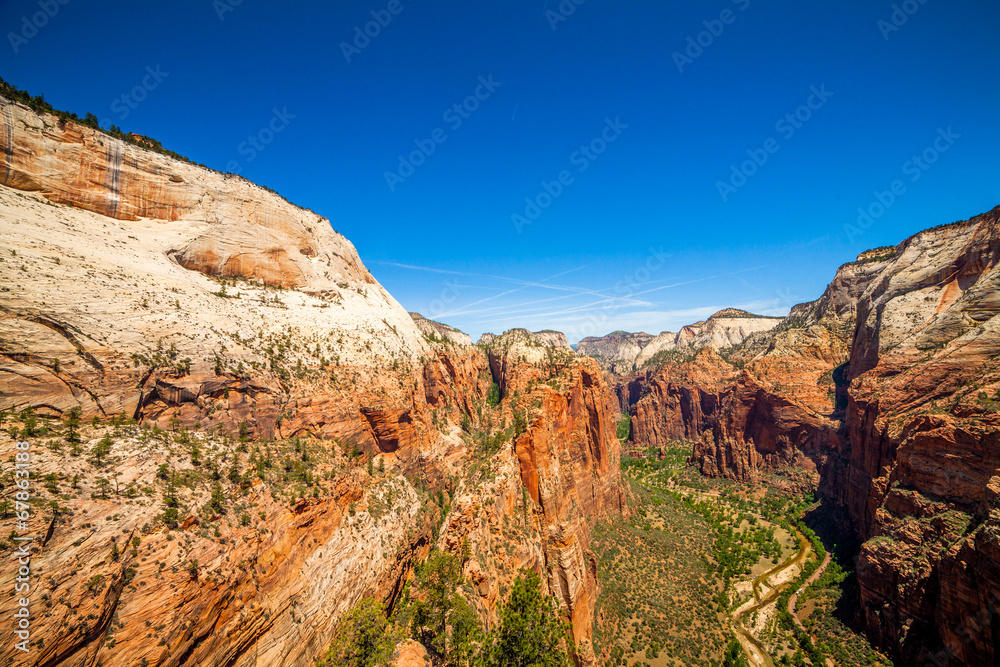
[631,309,782,370]
[842,211,1000,666]
[619,209,1000,665]
[624,321,850,487]
[0,96,624,666]
[0,95,365,293]
[575,331,653,373]
[440,332,625,664]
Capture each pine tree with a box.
[91,434,113,467]
[65,406,82,445]
[319,597,398,667]
[410,550,464,655]
[484,570,571,667]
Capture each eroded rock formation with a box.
[439,332,624,663]
[409,312,473,346]
[575,330,652,372]
[618,208,1000,665]
[0,96,624,667]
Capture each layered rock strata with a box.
[0,96,625,667]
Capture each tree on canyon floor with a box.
[720,636,750,667]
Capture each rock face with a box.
[840,210,1000,666]
[619,208,1000,666]
[440,331,625,663]
[477,329,572,350]
[576,311,780,374]
[631,310,782,370]
[0,96,624,667]
[530,330,573,349]
[0,97,374,295]
[575,331,652,372]
[409,313,473,346]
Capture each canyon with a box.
[0,86,997,667]
[607,215,1000,666]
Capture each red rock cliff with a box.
[438,331,625,665]
[620,207,1000,666]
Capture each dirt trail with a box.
[787,550,832,633]
[650,475,813,667]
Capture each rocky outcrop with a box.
[0,409,451,667]
[624,319,850,484]
[438,330,624,664]
[0,94,368,293]
[619,206,1000,666]
[477,329,572,350]
[409,313,473,346]
[840,207,1000,666]
[575,331,652,372]
[0,95,624,667]
[479,329,577,398]
[632,309,782,369]
[531,330,573,349]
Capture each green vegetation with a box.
[622,443,691,473]
[721,637,750,667]
[484,570,571,667]
[711,309,783,320]
[64,406,82,446]
[600,444,892,667]
[486,381,501,407]
[405,551,469,658]
[773,507,893,667]
[318,597,399,667]
[640,347,698,369]
[616,414,631,443]
[592,478,729,666]
[852,245,900,265]
[325,562,569,667]
[90,433,113,467]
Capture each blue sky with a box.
[3,0,998,342]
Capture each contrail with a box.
[511,101,519,121]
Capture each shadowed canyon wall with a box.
[616,208,1000,666]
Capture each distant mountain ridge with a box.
[477,329,572,349]
[576,309,783,371]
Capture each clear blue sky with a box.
[3,0,998,342]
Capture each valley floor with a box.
[592,444,895,667]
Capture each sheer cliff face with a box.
[626,323,850,487]
[621,207,1000,666]
[441,334,624,663]
[0,99,624,666]
[575,331,653,372]
[842,209,1000,666]
[631,310,782,370]
[0,96,367,292]
[0,93,426,432]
